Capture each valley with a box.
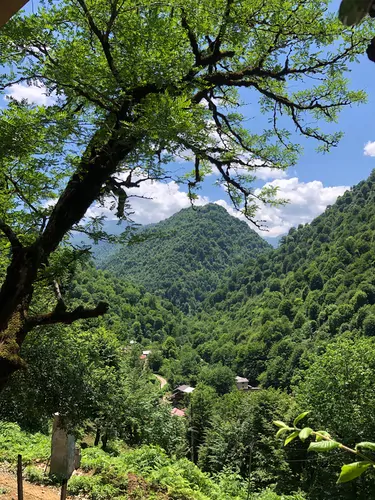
[0,0,374,497]
[2,171,375,498]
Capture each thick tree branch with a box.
[181,10,201,66]
[0,219,22,250]
[76,0,121,83]
[5,174,48,232]
[26,301,109,329]
[212,0,233,56]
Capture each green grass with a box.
[0,422,50,466]
[0,421,305,500]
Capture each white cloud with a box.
[5,82,55,106]
[364,141,375,157]
[240,165,288,181]
[87,180,209,225]
[215,178,349,238]
[79,172,348,239]
[205,163,288,181]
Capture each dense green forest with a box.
[1,0,375,497]
[3,170,375,498]
[100,204,270,313]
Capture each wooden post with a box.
[17,454,23,500]
[60,478,68,500]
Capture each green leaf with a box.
[308,441,340,452]
[293,411,310,428]
[337,462,371,484]
[284,431,300,446]
[299,427,313,441]
[276,427,292,438]
[355,442,375,452]
[316,431,331,442]
[273,420,288,429]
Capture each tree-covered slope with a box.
[187,170,375,388]
[100,204,271,312]
[68,263,188,345]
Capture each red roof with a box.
[140,354,147,360]
[171,408,185,417]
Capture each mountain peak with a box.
[101,202,270,313]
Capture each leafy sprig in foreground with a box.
[274,412,375,484]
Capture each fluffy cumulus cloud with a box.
[5,82,55,106]
[87,180,209,225]
[215,178,349,238]
[364,141,375,157]
[86,175,348,237]
[247,166,288,181]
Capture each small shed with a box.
[235,376,249,391]
[172,385,195,402]
[175,385,195,394]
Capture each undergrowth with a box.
[0,421,305,499]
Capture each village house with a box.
[172,384,195,403]
[235,376,262,391]
[235,376,249,391]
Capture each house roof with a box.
[235,376,249,383]
[139,354,147,360]
[171,408,186,417]
[175,385,195,393]
[142,350,151,355]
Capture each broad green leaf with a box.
[274,420,288,429]
[337,462,371,484]
[308,440,340,452]
[276,427,292,438]
[316,431,331,442]
[293,411,310,428]
[355,442,375,451]
[284,431,300,446]
[299,427,313,441]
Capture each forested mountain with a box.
[100,204,270,313]
[68,264,189,344]
[4,172,375,499]
[188,170,375,387]
[1,0,375,497]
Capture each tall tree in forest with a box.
[0,0,372,387]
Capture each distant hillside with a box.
[100,203,271,312]
[187,170,375,387]
[68,263,187,345]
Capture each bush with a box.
[0,422,50,465]
[24,465,46,484]
[363,315,375,336]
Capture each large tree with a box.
[0,0,371,387]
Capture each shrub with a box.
[24,465,46,484]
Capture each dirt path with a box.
[154,374,167,388]
[0,471,73,500]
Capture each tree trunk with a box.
[0,110,138,389]
[0,245,43,390]
[94,428,101,447]
[101,433,108,451]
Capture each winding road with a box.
[154,374,167,388]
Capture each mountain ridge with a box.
[99,203,271,313]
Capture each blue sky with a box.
[8,0,375,241]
